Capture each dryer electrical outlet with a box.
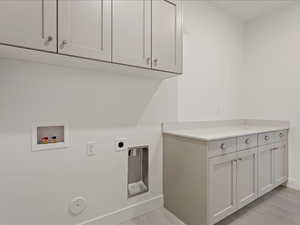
[115,138,128,152]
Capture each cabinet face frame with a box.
[208,153,237,225]
[58,0,112,61]
[112,0,151,68]
[236,148,258,209]
[0,0,57,52]
[151,0,183,73]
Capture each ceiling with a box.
[209,0,297,22]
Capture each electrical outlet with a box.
[115,138,128,152]
[87,141,96,156]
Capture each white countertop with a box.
[163,120,289,141]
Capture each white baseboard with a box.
[287,178,300,191]
[79,195,164,225]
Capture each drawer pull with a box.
[220,143,227,150]
[271,147,279,151]
[60,40,67,49]
[44,36,53,46]
[146,57,151,65]
[245,138,251,144]
[232,158,243,162]
[264,136,270,141]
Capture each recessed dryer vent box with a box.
[128,146,149,198]
[32,123,70,152]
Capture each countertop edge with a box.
[163,127,289,142]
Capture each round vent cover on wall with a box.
[69,196,87,216]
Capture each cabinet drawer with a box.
[238,134,258,151]
[208,138,237,158]
[258,132,275,146]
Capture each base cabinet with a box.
[258,141,288,196]
[258,144,275,196]
[236,148,258,209]
[209,148,258,224]
[163,128,288,225]
[209,153,237,224]
[274,142,288,186]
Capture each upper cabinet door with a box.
[0,0,56,52]
[152,0,182,73]
[58,0,111,61]
[112,0,151,68]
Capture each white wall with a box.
[0,1,245,225]
[240,3,300,188]
[178,1,244,121]
[0,59,177,225]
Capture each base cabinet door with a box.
[58,0,111,61]
[208,153,237,224]
[274,142,288,185]
[236,148,258,209]
[0,0,57,51]
[152,0,182,73]
[258,144,275,196]
[112,0,151,68]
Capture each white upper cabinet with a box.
[112,0,151,68]
[0,0,183,77]
[152,0,182,73]
[0,0,56,52]
[58,0,112,61]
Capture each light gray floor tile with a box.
[121,186,300,225]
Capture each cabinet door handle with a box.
[220,143,227,150]
[60,40,68,49]
[146,57,151,65]
[245,138,250,144]
[44,36,53,46]
[264,136,270,141]
[279,133,284,138]
[153,58,158,66]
